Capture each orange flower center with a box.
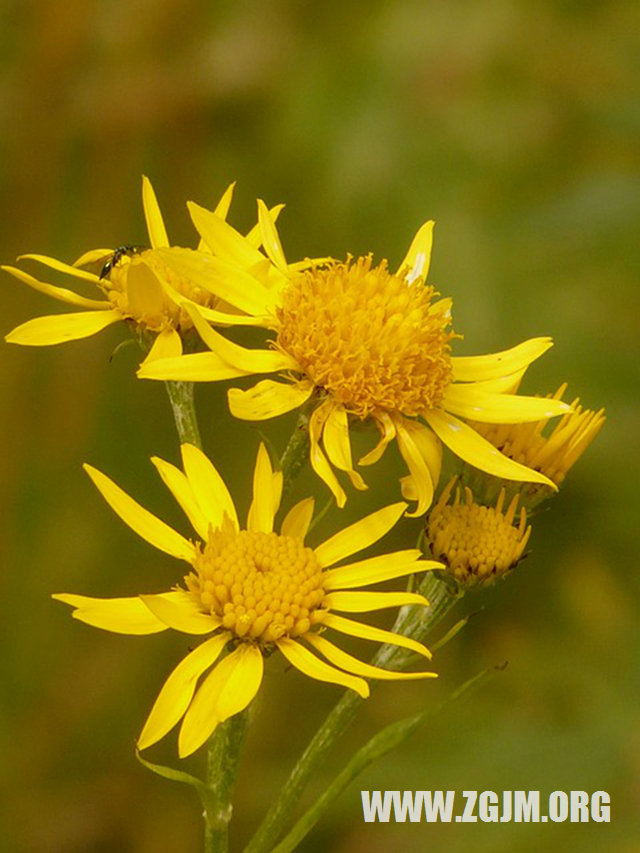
[186,528,327,644]
[276,257,455,418]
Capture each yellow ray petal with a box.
[323,549,433,589]
[1,265,109,308]
[138,351,251,382]
[6,309,122,346]
[247,443,277,533]
[257,199,288,272]
[213,181,236,220]
[138,633,230,750]
[142,175,170,249]
[324,591,428,613]
[52,592,183,634]
[246,203,285,249]
[276,637,369,698]
[17,253,102,283]
[178,644,264,757]
[397,220,434,283]
[183,301,298,373]
[150,456,210,541]
[180,443,239,532]
[188,201,267,270]
[323,405,367,490]
[280,497,315,541]
[83,464,196,560]
[306,634,436,680]
[442,384,571,423]
[153,247,274,316]
[308,402,347,508]
[228,379,313,421]
[422,409,558,489]
[313,503,407,568]
[140,328,183,366]
[73,248,115,268]
[395,419,435,517]
[323,613,432,660]
[140,591,219,634]
[126,261,166,317]
[451,337,554,382]
[358,410,396,466]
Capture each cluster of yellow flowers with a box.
[3,177,604,757]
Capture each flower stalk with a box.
[245,571,458,853]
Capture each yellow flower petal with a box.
[154,247,274,316]
[140,328,183,365]
[395,418,435,517]
[17,253,102,283]
[306,634,436,680]
[138,351,251,382]
[126,261,166,318]
[140,591,219,634]
[257,199,288,272]
[142,175,170,249]
[323,591,428,612]
[422,409,558,489]
[313,502,407,568]
[1,265,109,308]
[213,181,236,220]
[180,444,239,532]
[442,384,571,423]
[451,337,554,382]
[397,220,434,283]
[228,379,314,421]
[83,464,196,560]
[137,633,230,750]
[323,405,367,491]
[276,637,369,698]
[52,593,170,634]
[247,443,277,533]
[183,302,298,373]
[178,644,264,757]
[358,410,396,466]
[246,202,284,250]
[6,309,121,346]
[308,402,347,508]
[323,612,432,660]
[280,497,315,541]
[323,549,433,589]
[187,201,267,271]
[150,456,210,541]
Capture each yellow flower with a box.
[138,202,571,514]
[426,477,531,587]
[54,443,439,757]
[2,177,268,366]
[470,383,605,491]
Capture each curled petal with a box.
[306,634,436,680]
[451,337,554,382]
[52,593,173,635]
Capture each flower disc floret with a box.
[277,256,455,418]
[426,478,530,586]
[186,529,326,642]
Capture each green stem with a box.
[204,710,251,853]
[244,573,458,853]
[164,380,202,449]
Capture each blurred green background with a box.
[1,1,638,851]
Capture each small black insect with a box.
[99,244,146,280]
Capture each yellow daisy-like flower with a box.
[54,443,439,757]
[426,477,531,587]
[2,177,270,366]
[138,201,571,514]
[470,383,605,490]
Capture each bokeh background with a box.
[1,1,638,851]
